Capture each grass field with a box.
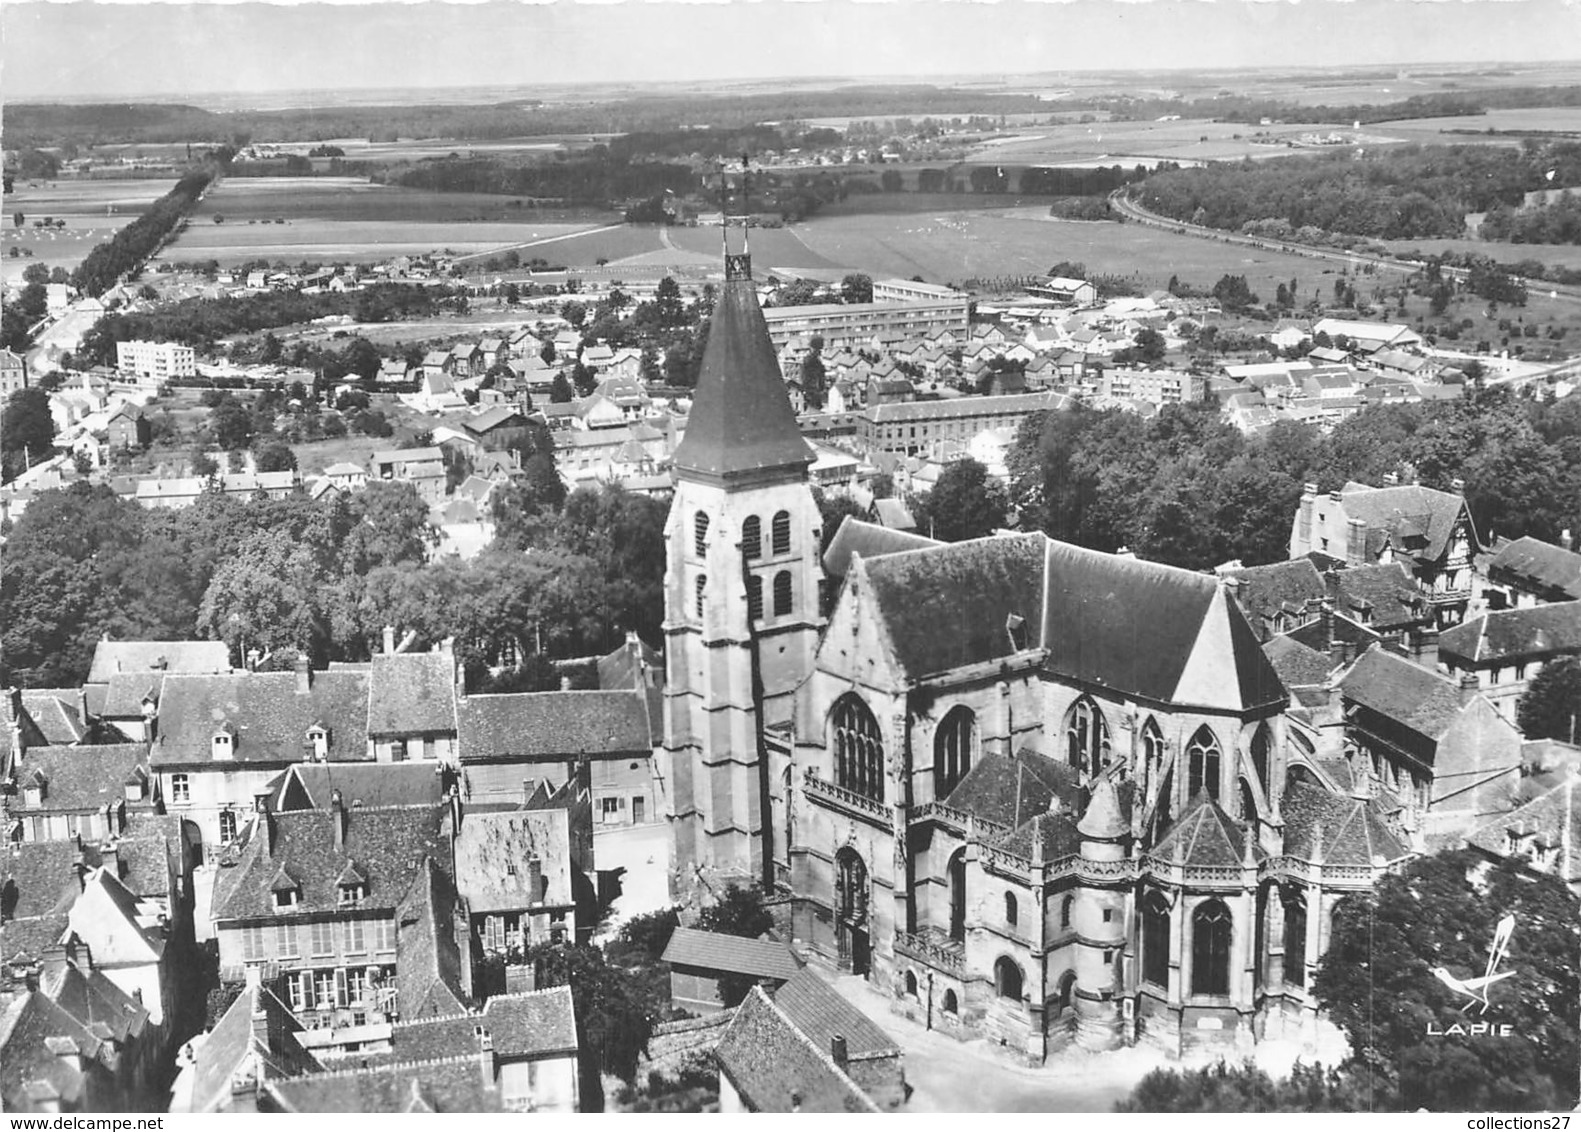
[1379,237,1581,271]
[1,177,177,282]
[1383,107,1581,135]
[153,176,619,266]
[789,209,1335,296]
[662,224,837,270]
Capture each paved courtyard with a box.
[593,820,673,938]
[825,972,1351,1112]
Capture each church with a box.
[661,215,1410,1064]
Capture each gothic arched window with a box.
[1283,891,1307,987]
[1060,894,1075,930]
[772,510,792,556]
[747,575,763,622]
[1065,697,1111,776]
[773,571,792,617]
[1004,891,1018,928]
[831,694,884,803]
[942,989,958,1015]
[1186,726,1222,802]
[934,706,976,800]
[1191,899,1233,997]
[694,575,707,618]
[1142,891,1170,988]
[995,956,1024,1001]
[1141,717,1165,779]
[693,511,710,557]
[742,514,762,561]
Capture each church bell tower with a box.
[663,160,826,890]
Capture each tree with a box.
[1117,1060,1389,1112]
[12,213,22,229]
[800,351,827,411]
[1313,849,1581,1112]
[840,273,874,305]
[197,528,332,663]
[252,441,297,474]
[571,361,597,398]
[913,458,1009,542]
[344,481,439,571]
[191,450,219,477]
[1517,657,1581,744]
[653,275,686,329]
[550,372,575,403]
[210,398,255,451]
[696,884,775,940]
[524,941,659,1111]
[561,301,587,329]
[1,388,56,482]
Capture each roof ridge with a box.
[292,1052,488,1080]
[748,987,879,1112]
[482,984,573,1004]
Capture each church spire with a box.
[672,157,813,481]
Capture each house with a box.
[376,359,409,385]
[369,447,447,505]
[0,972,147,1112]
[1437,601,1581,723]
[260,1056,502,1113]
[103,406,151,451]
[771,969,906,1109]
[1337,646,1523,833]
[150,658,372,852]
[209,797,458,1028]
[1311,319,1422,354]
[1370,349,1432,380]
[1464,773,1581,894]
[661,927,801,1015]
[321,462,367,491]
[1,347,29,395]
[454,688,652,817]
[169,976,321,1113]
[1219,560,1327,642]
[66,866,179,1028]
[460,406,531,453]
[367,640,460,763]
[572,393,627,431]
[1480,534,1581,608]
[17,689,90,747]
[868,497,917,533]
[716,985,881,1113]
[1027,277,1098,306]
[1289,479,1478,626]
[8,743,155,845]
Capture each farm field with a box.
[1380,237,1581,271]
[661,224,837,270]
[1,177,177,282]
[519,224,667,266]
[960,118,1385,167]
[154,176,619,266]
[1382,107,1581,136]
[789,209,1336,296]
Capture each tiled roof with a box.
[274,763,445,812]
[8,744,148,816]
[1439,601,1581,666]
[1337,483,1471,563]
[1042,541,1285,712]
[153,670,371,766]
[1280,782,1408,866]
[17,691,86,746]
[101,672,164,719]
[480,985,577,1057]
[0,993,101,1111]
[820,516,941,581]
[994,810,1083,863]
[264,1056,502,1113]
[456,690,650,762]
[1339,647,1467,741]
[1152,796,1260,867]
[37,956,148,1048]
[661,927,801,981]
[368,652,456,737]
[1487,536,1581,600]
[87,640,230,684]
[188,983,319,1113]
[0,916,69,969]
[1221,560,1325,630]
[673,278,815,478]
[942,750,1076,830]
[862,534,1046,679]
[394,857,468,1022]
[2,842,88,919]
[1465,777,1581,882]
[716,987,879,1113]
[452,809,572,913]
[771,970,898,1059]
[867,392,1066,423]
[211,803,448,921]
[1335,563,1425,630]
[462,406,525,434]
[1263,634,1335,689]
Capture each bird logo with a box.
[1431,914,1516,1015]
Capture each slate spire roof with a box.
[672,278,814,479]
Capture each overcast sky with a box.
[5,0,1581,103]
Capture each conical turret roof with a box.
[673,278,814,479]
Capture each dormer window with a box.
[306,725,329,761]
[339,883,366,907]
[274,887,300,910]
[336,861,368,906]
[22,774,45,807]
[123,770,146,803]
[212,724,236,761]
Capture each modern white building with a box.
[116,340,196,387]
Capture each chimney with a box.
[294,653,311,695]
[1563,529,1575,553]
[1450,477,1465,494]
[70,860,87,893]
[475,1024,495,1087]
[830,1035,848,1070]
[1412,627,1440,671]
[1458,671,1481,707]
[560,675,572,692]
[383,625,396,656]
[256,795,276,857]
[249,985,271,1052]
[100,841,121,881]
[331,789,346,849]
[245,648,261,673]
